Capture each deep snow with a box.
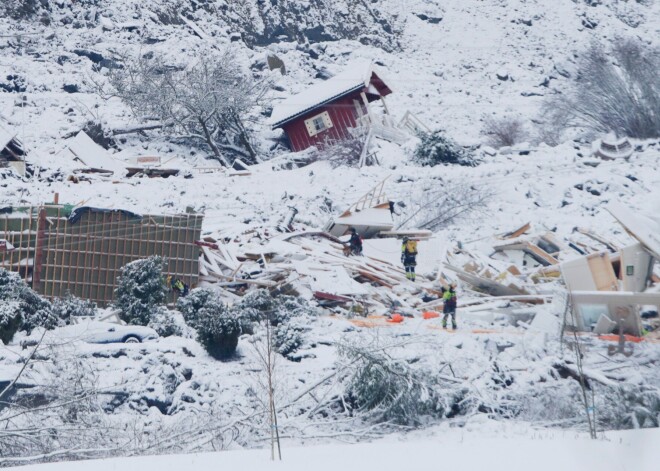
[10,425,660,471]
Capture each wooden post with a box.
[360,91,372,125]
[53,192,59,205]
[380,95,391,116]
[32,207,47,292]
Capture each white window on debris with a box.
[304,111,333,137]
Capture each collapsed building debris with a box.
[123,155,181,178]
[324,178,395,238]
[0,121,26,176]
[197,230,438,315]
[60,131,126,175]
[559,204,660,336]
[437,213,659,339]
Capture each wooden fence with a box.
[0,206,203,306]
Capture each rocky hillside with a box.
[1,0,657,162]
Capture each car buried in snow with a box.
[35,321,159,345]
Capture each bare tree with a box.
[481,115,528,148]
[397,181,492,231]
[108,49,271,166]
[313,132,372,168]
[248,312,282,461]
[546,38,660,139]
[0,340,114,465]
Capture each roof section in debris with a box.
[0,122,16,150]
[270,61,393,128]
[62,131,126,174]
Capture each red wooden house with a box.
[270,62,395,152]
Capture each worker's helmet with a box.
[402,236,409,242]
[450,282,457,288]
[349,227,357,234]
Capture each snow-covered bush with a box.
[0,301,22,345]
[0,269,55,338]
[412,130,477,167]
[176,287,216,329]
[517,381,584,424]
[398,179,491,232]
[547,38,660,139]
[148,307,186,338]
[176,287,241,356]
[338,341,441,426]
[195,299,242,360]
[314,134,368,168]
[231,289,276,335]
[51,293,97,324]
[481,115,528,148]
[597,384,660,430]
[114,256,167,326]
[18,288,56,334]
[233,289,316,356]
[273,320,305,356]
[235,289,317,327]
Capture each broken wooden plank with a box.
[499,222,531,239]
[575,227,619,253]
[314,291,352,303]
[444,263,529,296]
[356,269,395,288]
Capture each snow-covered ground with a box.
[1,0,659,467]
[11,425,660,471]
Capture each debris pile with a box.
[198,231,440,315]
[194,200,659,342]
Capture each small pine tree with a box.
[338,341,441,425]
[176,287,215,330]
[148,307,185,338]
[0,268,55,337]
[413,130,477,167]
[114,256,167,326]
[196,297,242,359]
[273,321,305,356]
[233,289,316,357]
[177,287,242,358]
[0,301,22,345]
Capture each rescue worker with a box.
[167,275,189,297]
[442,283,458,329]
[401,236,418,282]
[346,227,363,256]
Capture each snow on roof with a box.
[0,122,16,150]
[64,131,126,174]
[607,202,660,260]
[270,61,392,128]
[335,207,395,228]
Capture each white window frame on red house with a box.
[304,111,333,137]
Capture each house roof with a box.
[63,131,126,174]
[270,61,393,129]
[0,122,16,150]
